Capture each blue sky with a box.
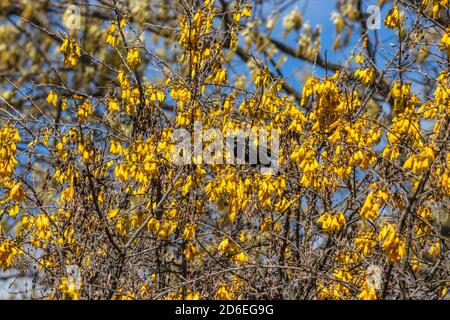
[252,0,397,86]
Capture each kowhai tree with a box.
[0,0,449,300]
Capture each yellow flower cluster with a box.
[47,91,58,107]
[116,68,137,115]
[215,283,233,299]
[378,223,406,263]
[214,276,244,300]
[114,137,160,190]
[384,5,401,29]
[433,71,449,109]
[317,211,346,233]
[0,125,24,218]
[390,81,412,114]
[414,206,434,240]
[355,230,377,257]
[60,37,80,68]
[106,22,119,48]
[319,253,381,300]
[178,7,215,78]
[354,67,375,85]
[358,283,377,300]
[184,242,199,261]
[403,145,436,175]
[0,124,20,178]
[107,97,120,114]
[126,48,141,69]
[317,269,354,301]
[360,185,389,221]
[0,240,18,269]
[387,105,422,148]
[291,142,320,188]
[59,277,80,300]
[31,213,52,247]
[8,181,25,202]
[77,101,94,121]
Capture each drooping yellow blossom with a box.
[59,277,80,300]
[218,238,230,252]
[60,37,81,67]
[354,67,375,85]
[429,240,441,258]
[378,223,406,263]
[317,211,346,233]
[184,242,199,261]
[355,230,377,257]
[403,145,436,175]
[107,97,120,114]
[8,181,25,201]
[358,285,377,300]
[47,91,58,107]
[106,22,119,48]
[77,101,94,121]
[215,283,233,300]
[242,4,252,17]
[126,48,141,69]
[183,223,196,240]
[0,124,20,178]
[232,251,249,264]
[108,208,119,219]
[384,6,401,29]
[360,185,389,221]
[0,240,18,270]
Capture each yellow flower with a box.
[8,203,20,218]
[429,240,441,258]
[317,211,346,233]
[9,182,25,201]
[116,217,128,237]
[0,240,19,270]
[77,101,94,121]
[355,230,377,257]
[183,242,199,261]
[109,139,125,155]
[403,145,436,175]
[34,213,51,243]
[232,251,248,264]
[378,223,406,263]
[218,238,230,252]
[107,97,120,114]
[60,37,81,68]
[183,223,196,240]
[384,6,401,29]
[61,97,67,111]
[441,27,450,55]
[106,22,119,47]
[242,4,252,17]
[126,48,141,69]
[47,91,58,107]
[358,286,377,300]
[354,67,375,85]
[120,15,128,29]
[215,283,232,300]
[360,186,389,221]
[147,216,160,234]
[108,208,119,219]
[59,277,80,300]
[186,289,201,300]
